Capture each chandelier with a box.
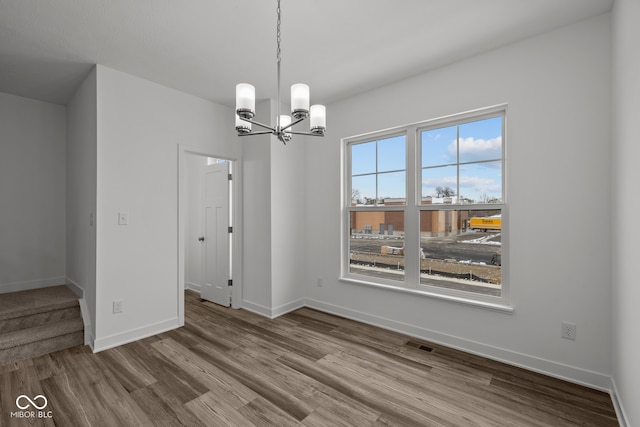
[235,0,326,145]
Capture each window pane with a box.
[351,141,376,175]
[350,210,405,281]
[459,117,502,163]
[459,161,502,203]
[378,171,406,203]
[352,174,377,205]
[421,165,457,202]
[420,209,501,296]
[422,125,457,167]
[378,135,406,172]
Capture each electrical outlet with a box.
[561,321,576,340]
[113,300,123,314]
[118,212,129,225]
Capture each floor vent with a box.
[406,341,433,352]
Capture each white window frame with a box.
[341,104,511,312]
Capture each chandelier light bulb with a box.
[310,104,326,134]
[279,115,292,133]
[236,83,255,119]
[291,83,310,119]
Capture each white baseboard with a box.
[304,298,612,392]
[92,317,181,353]
[77,296,93,349]
[610,378,629,427]
[241,299,275,318]
[185,281,202,293]
[64,278,84,298]
[241,298,306,319]
[272,298,306,318]
[0,277,67,294]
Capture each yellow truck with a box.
[469,216,501,231]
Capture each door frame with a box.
[177,144,243,326]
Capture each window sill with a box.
[339,276,514,314]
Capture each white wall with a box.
[0,92,66,293]
[66,68,98,341]
[304,14,612,389]
[241,100,273,313]
[184,153,207,291]
[612,0,640,424]
[93,65,239,350]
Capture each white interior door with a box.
[201,161,231,306]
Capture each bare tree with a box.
[435,186,455,197]
[351,188,361,204]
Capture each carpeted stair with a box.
[0,285,84,365]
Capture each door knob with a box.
[198,236,205,242]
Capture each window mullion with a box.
[456,124,460,202]
[404,127,419,288]
[375,140,379,205]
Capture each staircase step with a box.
[0,285,79,321]
[0,285,86,366]
[0,305,81,334]
[0,317,85,366]
[0,331,84,366]
[0,317,84,351]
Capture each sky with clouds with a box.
[352,116,503,203]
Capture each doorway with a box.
[201,159,231,306]
[178,147,242,325]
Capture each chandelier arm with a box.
[280,116,306,132]
[238,131,274,136]
[288,131,325,137]
[241,118,276,132]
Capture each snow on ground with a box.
[460,233,502,245]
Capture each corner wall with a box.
[270,133,306,315]
[66,68,98,343]
[612,0,640,424]
[0,92,67,293]
[305,14,612,389]
[241,99,307,317]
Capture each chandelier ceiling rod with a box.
[276,0,282,135]
[235,0,326,145]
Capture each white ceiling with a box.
[0,0,613,107]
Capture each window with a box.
[351,135,406,205]
[421,116,502,204]
[349,134,406,281]
[344,106,507,307]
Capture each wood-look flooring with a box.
[0,290,618,426]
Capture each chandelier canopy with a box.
[235,0,326,144]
